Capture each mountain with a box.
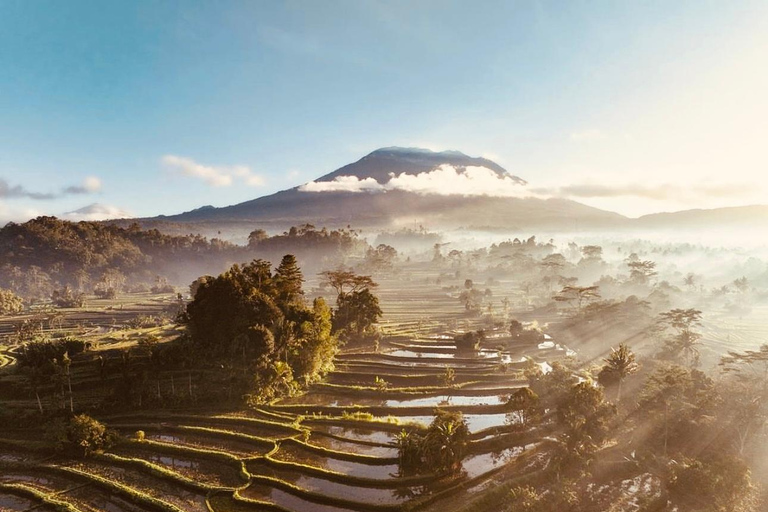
[63,203,133,221]
[315,147,525,184]
[636,205,768,232]
[137,147,625,235]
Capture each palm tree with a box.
[421,410,470,475]
[676,329,702,368]
[61,351,74,413]
[601,344,639,401]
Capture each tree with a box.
[395,430,421,473]
[61,351,74,413]
[581,245,603,261]
[275,254,304,304]
[247,228,269,249]
[658,308,703,367]
[420,410,470,475]
[333,288,382,336]
[0,288,24,315]
[668,455,757,512]
[719,344,768,456]
[51,286,85,308]
[506,387,542,429]
[189,275,213,299]
[454,330,484,353]
[184,257,338,403]
[47,414,113,458]
[626,257,657,285]
[553,286,600,314]
[555,382,616,474]
[733,276,749,294]
[598,344,639,401]
[639,364,716,456]
[320,269,377,297]
[364,244,397,272]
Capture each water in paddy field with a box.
[272,444,400,479]
[383,393,509,407]
[0,494,38,511]
[241,484,362,512]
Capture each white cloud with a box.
[62,203,133,221]
[536,180,756,201]
[386,165,532,197]
[300,165,536,198]
[161,155,265,188]
[300,175,384,193]
[0,203,45,225]
[1,176,103,199]
[64,176,102,194]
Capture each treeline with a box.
[247,224,369,271]
[0,218,393,301]
[0,216,242,298]
[7,256,383,419]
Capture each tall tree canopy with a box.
[185,256,336,403]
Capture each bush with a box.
[94,286,117,299]
[51,287,85,308]
[16,337,87,368]
[396,409,469,476]
[0,288,24,315]
[47,414,115,457]
[454,330,485,353]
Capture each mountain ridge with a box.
[115,147,765,237]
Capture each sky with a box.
[1,0,767,222]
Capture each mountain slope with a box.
[636,204,768,230]
[316,147,525,184]
[147,147,624,232]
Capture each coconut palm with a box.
[601,344,639,401]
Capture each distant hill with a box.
[115,147,766,239]
[134,147,625,234]
[635,205,768,231]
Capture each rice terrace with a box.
[0,247,574,512]
[2,2,768,511]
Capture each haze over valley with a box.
[1,2,768,512]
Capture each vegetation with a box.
[321,269,383,341]
[185,255,337,403]
[45,414,114,457]
[397,409,470,475]
[0,287,24,315]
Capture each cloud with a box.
[536,182,755,201]
[0,177,102,200]
[63,176,102,194]
[162,155,264,188]
[300,175,384,193]
[0,203,45,225]
[300,165,536,198]
[62,203,132,221]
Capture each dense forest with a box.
[0,217,380,300]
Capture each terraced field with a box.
[0,273,562,511]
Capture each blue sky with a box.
[1,0,767,222]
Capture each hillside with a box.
[137,147,625,233]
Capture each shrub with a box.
[16,337,87,368]
[94,286,117,299]
[454,330,485,353]
[51,287,85,308]
[47,414,115,457]
[0,288,24,315]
